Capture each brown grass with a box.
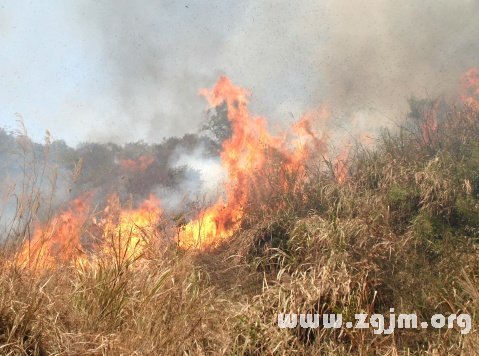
[1,104,479,354]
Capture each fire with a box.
[419,67,479,144]
[15,75,352,263]
[101,194,162,261]
[179,76,333,248]
[291,107,331,165]
[16,192,92,269]
[178,200,238,248]
[120,154,155,172]
[421,100,439,144]
[12,69,479,264]
[334,143,350,185]
[17,192,163,270]
[460,67,479,110]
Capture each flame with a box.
[101,194,163,261]
[17,192,163,270]
[334,143,350,185]
[16,192,92,269]
[179,76,332,248]
[291,107,331,164]
[460,67,479,110]
[15,75,352,262]
[14,71,479,262]
[120,154,155,172]
[421,101,439,144]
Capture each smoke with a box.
[318,0,479,122]
[155,143,225,212]
[79,0,479,142]
[0,135,75,238]
[78,0,239,143]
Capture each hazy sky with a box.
[1,1,478,146]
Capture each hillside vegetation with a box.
[1,102,479,354]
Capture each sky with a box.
[0,2,108,144]
[1,1,478,146]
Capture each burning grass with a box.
[1,74,479,354]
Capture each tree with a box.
[201,103,232,146]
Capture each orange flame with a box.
[16,192,92,269]
[15,70,479,261]
[101,194,163,261]
[421,101,439,144]
[179,76,332,248]
[16,76,354,262]
[120,154,155,172]
[17,192,163,270]
[291,107,331,164]
[460,67,479,110]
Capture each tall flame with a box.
[179,76,332,248]
[14,70,479,264]
[15,75,362,265]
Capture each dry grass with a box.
[1,104,479,354]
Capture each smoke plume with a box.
[79,0,479,142]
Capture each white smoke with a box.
[155,144,225,212]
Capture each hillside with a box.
[1,93,479,354]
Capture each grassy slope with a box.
[1,105,479,354]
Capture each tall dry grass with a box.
[1,104,479,354]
